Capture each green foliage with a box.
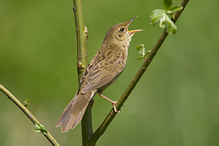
[34,123,48,135]
[171,5,184,13]
[136,44,151,60]
[150,0,183,34]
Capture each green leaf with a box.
[171,5,183,12]
[166,23,177,34]
[41,129,48,135]
[150,9,166,25]
[162,0,172,11]
[137,56,144,60]
[136,44,146,60]
[159,15,166,28]
[136,44,146,56]
[165,15,177,34]
[145,50,151,56]
[33,128,40,133]
[33,124,41,132]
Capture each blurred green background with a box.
[1,0,218,145]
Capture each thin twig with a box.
[73,0,93,145]
[0,84,60,146]
[89,0,189,143]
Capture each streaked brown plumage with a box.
[56,17,143,132]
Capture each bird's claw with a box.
[112,101,120,113]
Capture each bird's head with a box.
[103,16,143,45]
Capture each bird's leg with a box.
[98,93,119,112]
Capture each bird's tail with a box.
[56,91,94,132]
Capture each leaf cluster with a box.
[150,0,183,34]
[136,44,151,60]
[34,123,48,135]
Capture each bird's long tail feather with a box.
[56,92,94,132]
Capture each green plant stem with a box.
[0,84,60,146]
[73,0,93,146]
[89,0,189,144]
[73,0,88,78]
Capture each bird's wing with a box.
[81,57,125,93]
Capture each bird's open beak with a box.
[127,16,144,36]
[129,29,144,36]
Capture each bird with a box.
[56,16,143,132]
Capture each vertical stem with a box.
[81,102,95,146]
[73,0,94,145]
[73,0,87,77]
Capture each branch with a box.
[73,0,88,78]
[0,84,60,146]
[73,0,93,145]
[89,0,189,143]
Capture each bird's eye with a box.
[119,28,125,32]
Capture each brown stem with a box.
[73,0,93,146]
